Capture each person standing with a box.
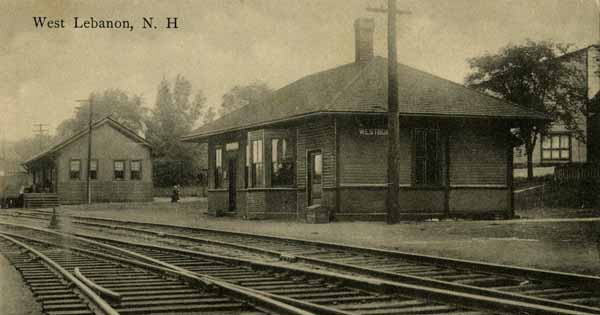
[171,185,180,203]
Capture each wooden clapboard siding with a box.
[54,122,153,204]
[449,126,507,186]
[296,117,336,189]
[337,117,411,185]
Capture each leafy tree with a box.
[203,106,216,125]
[219,81,272,116]
[13,134,53,161]
[145,75,208,186]
[465,40,587,179]
[56,89,147,139]
[146,75,206,158]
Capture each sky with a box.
[1,0,598,141]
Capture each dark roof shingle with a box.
[183,57,548,140]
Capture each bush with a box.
[153,159,207,187]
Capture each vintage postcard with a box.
[1,1,599,315]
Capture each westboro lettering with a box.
[359,128,388,136]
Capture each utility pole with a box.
[367,0,410,224]
[33,123,49,151]
[76,98,94,204]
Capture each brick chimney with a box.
[354,18,375,63]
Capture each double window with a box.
[130,160,142,180]
[271,138,294,186]
[542,133,570,161]
[114,160,125,180]
[69,160,81,180]
[414,129,442,186]
[251,140,264,187]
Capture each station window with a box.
[251,140,264,187]
[114,160,125,180]
[215,148,223,188]
[69,159,81,180]
[542,134,570,161]
[130,160,142,180]
[414,129,442,186]
[89,160,98,180]
[271,138,294,186]
[245,144,251,188]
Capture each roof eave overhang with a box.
[181,110,549,142]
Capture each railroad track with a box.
[0,222,510,315]
[7,222,600,315]
[5,210,600,315]
[0,224,329,315]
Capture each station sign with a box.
[358,128,388,136]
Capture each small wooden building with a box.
[23,116,153,205]
[182,18,548,221]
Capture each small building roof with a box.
[23,116,150,167]
[182,56,549,141]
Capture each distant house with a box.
[23,116,153,205]
[182,18,548,221]
[0,159,29,207]
[514,45,600,169]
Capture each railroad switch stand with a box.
[48,207,60,229]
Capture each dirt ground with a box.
[0,255,42,315]
[41,198,600,276]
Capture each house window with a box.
[252,140,264,187]
[215,148,223,188]
[130,160,142,180]
[271,138,294,186]
[89,160,98,180]
[245,143,251,188]
[114,160,125,180]
[542,134,570,161]
[414,129,442,186]
[69,160,81,180]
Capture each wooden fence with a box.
[555,163,600,182]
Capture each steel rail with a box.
[0,233,120,315]
[73,231,600,315]
[74,267,122,304]
[0,225,332,315]
[3,221,595,315]
[8,212,600,314]
[0,232,319,315]
[36,211,600,293]
[57,217,600,315]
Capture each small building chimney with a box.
[354,18,375,63]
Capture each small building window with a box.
[245,143,251,188]
[130,160,142,180]
[89,160,98,180]
[215,148,223,188]
[542,134,570,161]
[414,129,442,186]
[271,138,294,186]
[252,140,264,187]
[114,160,125,180]
[69,160,81,180]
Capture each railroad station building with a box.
[23,116,153,206]
[182,18,548,221]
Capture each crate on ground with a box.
[305,204,329,224]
